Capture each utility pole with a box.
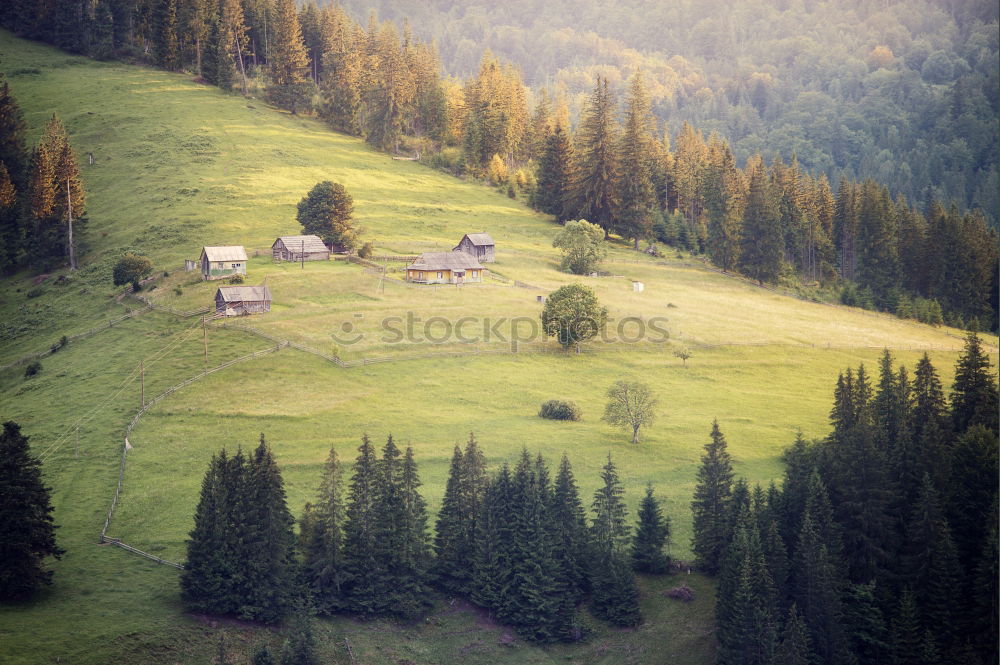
[140,360,145,408]
[301,238,305,269]
[202,316,209,370]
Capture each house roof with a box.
[407,252,483,271]
[273,235,329,253]
[201,246,248,262]
[458,232,494,247]
[216,285,271,302]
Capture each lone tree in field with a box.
[0,421,64,600]
[541,283,607,350]
[601,380,657,443]
[296,181,357,250]
[112,252,153,290]
[552,219,607,275]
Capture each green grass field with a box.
[0,32,995,665]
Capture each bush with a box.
[228,273,244,284]
[665,586,695,602]
[113,253,153,288]
[50,336,68,353]
[539,399,582,421]
[357,241,374,259]
[24,361,41,378]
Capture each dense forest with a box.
[693,332,999,664]
[339,0,1000,229]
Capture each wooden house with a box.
[405,252,484,285]
[215,285,272,316]
[200,246,248,281]
[272,235,330,262]
[453,232,495,263]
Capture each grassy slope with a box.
[0,32,995,665]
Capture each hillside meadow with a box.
[0,31,995,665]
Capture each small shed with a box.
[215,285,272,316]
[633,281,645,292]
[405,252,484,285]
[272,235,330,262]
[200,246,248,281]
[453,232,495,263]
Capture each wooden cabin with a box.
[200,246,248,281]
[214,285,272,316]
[405,252,484,285]
[453,232,495,263]
[272,235,330,262]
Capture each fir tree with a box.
[842,582,888,663]
[589,454,641,626]
[279,615,317,665]
[154,0,180,71]
[703,134,743,271]
[762,519,790,610]
[0,162,22,271]
[319,23,362,135]
[946,425,998,571]
[267,0,312,114]
[531,125,574,221]
[0,421,64,600]
[590,454,630,554]
[340,434,379,616]
[617,71,657,249]
[471,464,514,612]
[691,420,734,574]
[566,76,620,235]
[0,77,28,187]
[303,447,346,612]
[251,645,276,665]
[363,23,415,152]
[950,330,999,434]
[739,161,783,284]
[889,588,922,665]
[434,433,488,595]
[776,604,813,665]
[792,511,851,665]
[203,18,235,91]
[632,483,671,573]
[550,453,590,639]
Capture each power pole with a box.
[140,360,145,408]
[202,316,209,370]
[301,238,305,269]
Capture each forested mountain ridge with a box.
[341,0,999,227]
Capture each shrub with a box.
[50,336,68,353]
[26,286,45,299]
[665,586,695,602]
[174,287,183,296]
[357,241,374,259]
[24,361,42,378]
[539,399,582,421]
[228,273,244,284]
[113,253,153,288]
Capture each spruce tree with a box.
[631,483,671,573]
[889,588,922,665]
[590,454,630,553]
[739,161,783,284]
[154,0,180,70]
[703,134,743,272]
[340,434,379,616]
[691,420,734,574]
[472,464,514,612]
[303,446,346,612]
[566,76,620,235]
[0,77,28,186]
[434,433,487,595]
[841,582,887,663]
[0,162,22,271]
[777,604,813,665]
[617,71,657,249]
[0,421,64,599]
[950,330,999,434]
[531,125,574,221]
[550,453,590,639]
[267,0,312,113]
[946,425,998,571]
[589,454,641,626]
[319,25,362,135]
[363,22,415,152]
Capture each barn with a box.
[453,232,495,263]
[405,252,484,284]
[200,246,248,281]
[272,235,331,262]
[214,285,272,316]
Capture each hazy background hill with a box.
[341,0,999,225]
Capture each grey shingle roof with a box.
[407,252,484,271]
[216,285,271,302]
[460,232,494,246]
[202,246,248,262]
[273,235,329,253]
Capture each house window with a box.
[437,272,443,279]
[232,263,242,268]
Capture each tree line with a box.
[0,79,86,273]
[691,331,999,664]
[181,432,674,641]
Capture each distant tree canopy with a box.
[540,283,607,350]
[296,180,356,250]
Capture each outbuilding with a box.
[272,235,331,262]
[405,252,484,285]
[453,232,495,263]
[200,246,248,281]
[214,285,272,316]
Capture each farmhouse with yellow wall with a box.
[405,252,484,284]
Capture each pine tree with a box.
[889,588,922,665]
[0,162,22,271]
[434,444,467,593]
[762,519,790,610]
[267,0,312,114]
[947,425,999,572]
[251,644,276,665]
[550,453,590,639]
[363,22,415,152]
[0,421,64,599]
[739,161,783,284]
[303,447,346,612]
[857,180,899,308]
[341,434,379,616]
[319,17,362,135]
[691,420,734,574]
[617,71,657,249]
[591,454,630,554]
[632,483,670,573]
[703,134,743,271]
[566,76,620,235]
[472,464,514,612]
[203,18,235,90]
[950,330,999,434]
[716,520,779,665]
[0,77,28,187]
[50,118,84,271]
[531,125,574,221]
[841,582,887,663]
[279,615,317,665]
[776,604,813,665]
